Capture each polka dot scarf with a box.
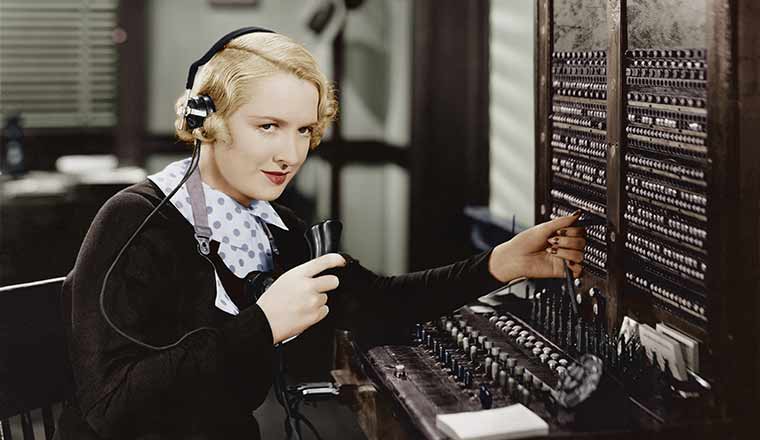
[148,158,288,315]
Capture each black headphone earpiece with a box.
[184,95,216,130]
[181,26,274,132]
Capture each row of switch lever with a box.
[551,130,608,160]
[552,103,607,119]
[414,315,576,409]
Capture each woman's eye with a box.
[259,123,277,132]
[298,126,313,135]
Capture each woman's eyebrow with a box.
[249,115,286,123]
[249,115,318,126]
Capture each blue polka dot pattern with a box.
[147,157,290,315]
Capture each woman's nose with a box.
[273,133,302,166]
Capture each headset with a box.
[180,26,275,131]
[99,26,275,352]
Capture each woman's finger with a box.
[545,247,584,264]
[313,274,340,292]
[548,236,586,250]
[554,227,586,238]
[568,261,583,278]
[540,211,582,235]
[315,293,328,307]
[297,253,346,277]
[316,304,330,322]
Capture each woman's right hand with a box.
[255,253,346,344]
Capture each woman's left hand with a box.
[488,211,587,283]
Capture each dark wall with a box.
[409,0,491,271]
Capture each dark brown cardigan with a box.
[54,179,502,439]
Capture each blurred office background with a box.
[0,0,536,284]
[0,0,534,437]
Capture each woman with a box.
[55,29,585,439]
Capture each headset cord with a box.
[99,140,323,440]
[274,347,301,440]
[99,140,220,351]
[273,346,325,440]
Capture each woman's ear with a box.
[197,113,231,146]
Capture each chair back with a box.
[0,277,71,439]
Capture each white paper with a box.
[435,404,549,440]
[639,324,688,381]
[656,323,700,373]
[468,305,496,314]
[477,294,502,306]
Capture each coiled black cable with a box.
[273,347,325,440]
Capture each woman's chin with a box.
[246,187,286,203]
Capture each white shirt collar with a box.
[148,157,288,315]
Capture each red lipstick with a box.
[262,170,288,185]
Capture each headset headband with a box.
[185,26,275,90]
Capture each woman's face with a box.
[204,72,319,205]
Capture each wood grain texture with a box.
[409,0,491,270]
[605,0,627,331]
[706,0,760,435]
[534,0,553,224]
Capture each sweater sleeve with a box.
[329,250,505,347]
[65,189,275,438]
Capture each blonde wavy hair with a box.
[174,32,338,149]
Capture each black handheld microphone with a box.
[245,220,344,302]
[305,219,343,258]
[305,219,345,281]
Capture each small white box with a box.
[435,404,549,440]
